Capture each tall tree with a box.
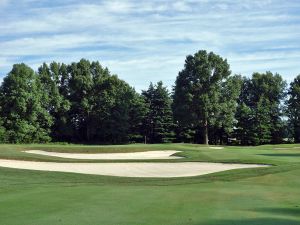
[235,77,258,145]
[251,72,286,144]
[254,96,272,144]
[38,62,71,141]
[142,81,175,143]
[287,75,300,143]
[0,64,53,143]
[128,92,149,143]
[95,75,140,144]
[236,72,286,145]
[173,50,231,144]
[68,59,94,142]
[0,117,7,143]
[211,75,243,144]
[67,59,146,144]
[235,102,254,145]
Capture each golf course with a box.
[1,143,300,225]
[1,1,300,224]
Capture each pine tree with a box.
[128,93,149,143]
[142,81,175,143]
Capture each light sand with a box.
[24,150,182,160]
[0,159,268,178]
[209,147,224,149]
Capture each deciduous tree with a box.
[173,50,231,144]
[287,75,300,143]
[0,64,52,143]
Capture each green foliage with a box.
[94,75,138,143]
[66,59,146,144]
[128,93,149,143]
[210,75,243,144]
[142,81,175,143]
[0,118,7,143]
[236,72,286,145]
[0,52,296,145]
[173,50,231,144]
[0,60,148,144]
[38,62,71,141]
[287,75,300,143]
[68,59,96,142]
[0,64,53,143]
[235,102,254,145]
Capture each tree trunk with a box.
[203,120,209,145]
[86,123,91,142]
[219,127,223,145]
[86,112,91,142]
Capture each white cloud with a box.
[104,1,133,13]
[0,34,101,56]
[0,0,299,90]
[172,1,191,12]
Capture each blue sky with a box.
[0,0,300,91]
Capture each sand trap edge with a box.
[0,159,270,178]
[23,150,183,160]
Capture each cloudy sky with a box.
[0,0,299,91]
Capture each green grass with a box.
[0,143,300,224]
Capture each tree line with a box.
[0,50,299,145]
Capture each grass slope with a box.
[0,144,300,225]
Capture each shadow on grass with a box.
[205,218,300,225]
[258,154,300,157]
[255,207,300,217]
[196,207,300,225]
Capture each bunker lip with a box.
[0,159,269,178]
[24,150,182,160]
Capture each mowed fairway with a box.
[0,144,300,225]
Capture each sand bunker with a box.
[0,159,268,178]
[209,147,224,149]
[24,150,182,160]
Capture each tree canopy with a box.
[287,75,300,143]
[142,81,175,143]
[173,50,231,144]
[235,72,286,145]
[0,64,53,143]
[0,52,297,145]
